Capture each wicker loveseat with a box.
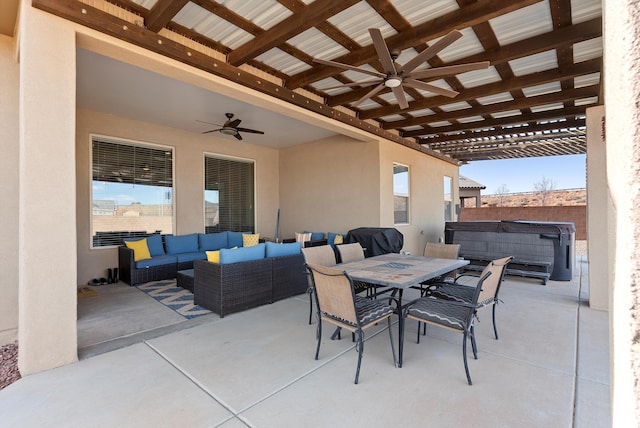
[193,242,308,317]
[118,231,253,286]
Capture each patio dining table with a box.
[337,253,469,367]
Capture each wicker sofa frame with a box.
[194,253,307,317]
[118,246,179,286]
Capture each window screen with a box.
[393,163,410,224]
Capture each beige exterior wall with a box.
[279,136,458,257]
[278,135,381,240]
[76,109,280,285]
[0,35,19,345]
[605,0,640,423]
[18,5,78,374]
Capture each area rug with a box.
[136,280,211,320]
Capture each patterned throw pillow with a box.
[242,233,260,247]
[334,234,344,245]
[295,232,312,243]
[125,238,151,262]
[206,250,220,263]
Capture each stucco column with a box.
[604,0,640,424]
[585,105,608,310]
[18,5,78,374]
[0,36,19,345]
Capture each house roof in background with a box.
[459,175,486,190]
[32,0,602,162]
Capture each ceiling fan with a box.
[314,29,490,109]
[198,113,265,140]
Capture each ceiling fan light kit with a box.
[314,28,489,110]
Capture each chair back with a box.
[336,243,365,264]
[306,263,358,326]
[477,256,513,305]
[424,242,460,259]
[301,245,336,267]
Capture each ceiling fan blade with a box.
[369,28,397,74]
[404,79,459,97]
[314,58,385,78]
[202,128,222,134]
[321,79,381,90]
[237,128,264,134]
[392,86,409,110]
[400,30,463,73]
[408,61,490,80]
[227,119,241,128]
[234,133,243,141]
[353,82,385,107]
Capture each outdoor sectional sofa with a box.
[193,241,307,317]
[118,232,308,317]
[118,231,255,286]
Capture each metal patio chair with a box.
[306,263,397,384]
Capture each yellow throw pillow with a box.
[295,232,312,243]
[242,233,260,247]
[125,238,151,262]
[206,250,220,263]
[334,234,343,245]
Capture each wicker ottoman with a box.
[176,269,195,292]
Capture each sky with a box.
[459,154,586,195]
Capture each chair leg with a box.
[462,331,472,385]
[387,316,397,367]
[492,304,499,340]
[315,318,322,360]
[308,290,313,325]
[470,325,478,359]
[354,329,364,384]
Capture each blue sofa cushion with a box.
[220,243,266,264]
[145,234,165,257]
[265,241,301,258]
[176,252,207,263]
[135,254,177,269]
[165,233,199,255]
[228,231,251,248]
[199,232,228,251]
[305,231,325,241]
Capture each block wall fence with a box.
[458,205,587,240]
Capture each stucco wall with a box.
[76,109,280,286]
[279,136,458,257]
[0,35,19,345]
[605,0,640,423]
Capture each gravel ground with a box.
[0,241,588,392]
[0,343,20,391]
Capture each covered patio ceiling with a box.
[32,0,601,162]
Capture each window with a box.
[393,163,410,224]
[444,176,453,222]
[204,155,255,233]
[91,136,174,247]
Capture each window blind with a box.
[204,155,255,233]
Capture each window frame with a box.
[89,134,175,249]
[393,162,411,225]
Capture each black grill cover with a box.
[346,227,404,258]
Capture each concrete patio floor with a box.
[0,255,610,427]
